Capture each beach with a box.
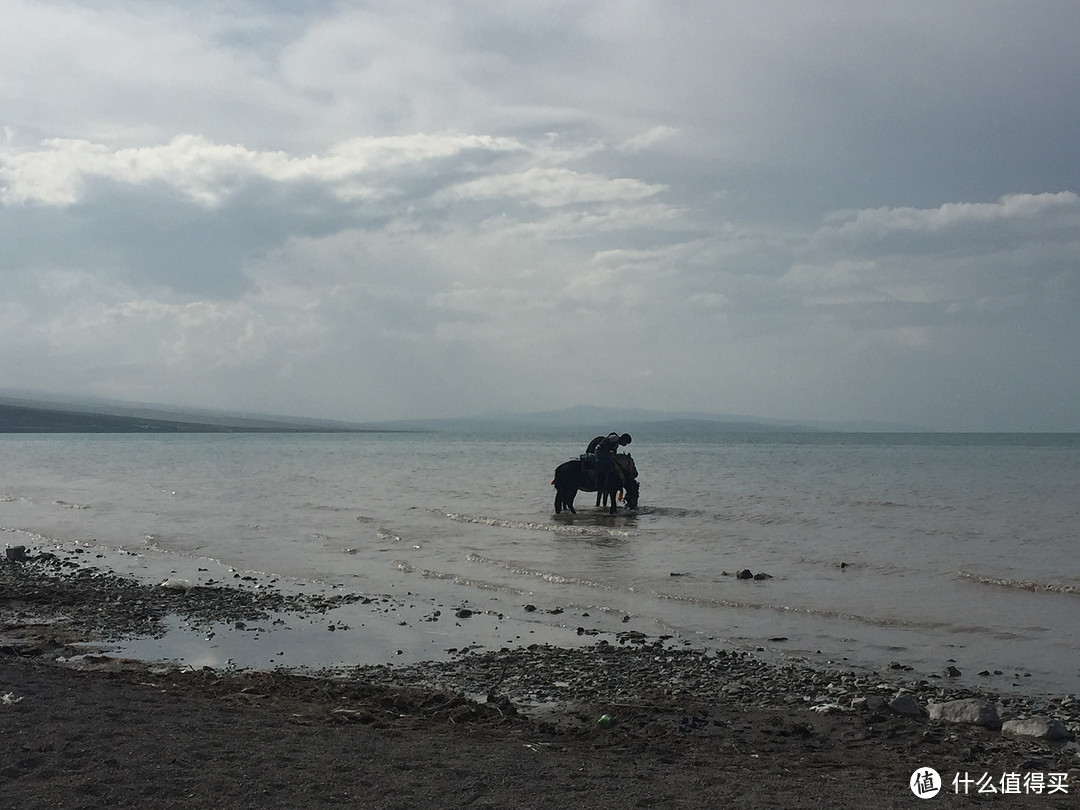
[2,549,1077,808]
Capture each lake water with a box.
[1,431,1077,697]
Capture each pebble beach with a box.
[2,545,1078,808]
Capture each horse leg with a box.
[604,475,618,514]
[555,487,577,515]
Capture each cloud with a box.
[2,1,1080,429]
[435,166,664,208]
[0,133,529,207]
[819,192,1079,240]
[785,194,1080,317]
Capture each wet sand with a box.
[2,549,1077,808]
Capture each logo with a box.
[911,768,942,798]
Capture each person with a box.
[585,432,631,457]
[585,433,632,483]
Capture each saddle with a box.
[578,452,626,486]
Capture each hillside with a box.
[0,399,378,433]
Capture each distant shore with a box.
[0,402,410,433]
[1,547,1077,807]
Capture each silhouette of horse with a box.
[552,454,639,515]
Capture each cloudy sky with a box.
[2,1,1078,430]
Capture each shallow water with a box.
[2,431,1078,696]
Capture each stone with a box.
[943,665,961,677]
[927,698,1001,729]
[888,693,926,717]
[1001,716,1073,741]
[5,546,28,562]
[864,695,888,713]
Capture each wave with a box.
[55,500,92,510]
[465,553,614,591]
[651,589,1029,639]
[417,567,531,596]
[2,527,54,546]
[436,510,637,539]
[639,506,708,518]
[958,571,1080,596]
[376,528,403,543]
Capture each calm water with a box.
[1,431,1078,696]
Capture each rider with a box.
[586,432,631,457]
[587,432,632,483]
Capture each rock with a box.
[943,665,961,678]
[1001,716,1073,741]
[927,698,1001,729]
[889,693,926,717]
[455,608,473,619]
[863,695,888,713]
[159,578,194,592]
[737,569,754,579]
[5,546,28,562]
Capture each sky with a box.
[2,1,1079,431]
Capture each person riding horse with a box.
[585,432,632,486]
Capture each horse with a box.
[552,453,639,515]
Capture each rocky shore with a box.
[2,546,1078,808]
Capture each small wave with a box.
[304,503,358,513]
[650,589,1015,635]
[377,528,403,543]
[958,571,1080,596]
[55,500,91,510]
[438,511,636,539]
[466,553,614,591]
[418,568,530,596]
[642,506,707,518]
[2,527,60,545]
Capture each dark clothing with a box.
[586,434,617,456]
[584,433,631,487]
[586,434,623,490]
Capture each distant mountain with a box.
[0,394,391,433]
[0,392,925,434]
[366,405,925,434]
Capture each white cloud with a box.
[436,167,664,208]
[2,1,1080,428]
[821,192,1079,239]
[0,133,529,207]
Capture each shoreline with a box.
[2,546,1078,807]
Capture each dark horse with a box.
[552,454,639,515]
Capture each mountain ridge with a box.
[0,391,925,434]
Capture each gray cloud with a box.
[1,1,1078,430]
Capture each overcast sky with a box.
[2,1,1079,430]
